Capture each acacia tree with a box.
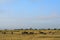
[54,28,57,30]
[48,28,50,30]
[29,28,33,30]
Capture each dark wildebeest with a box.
[11,32,13,34]
[2,32,6,34]
[39,32,47,35]
[29,32,34,34]
[22,31,28,34]
[49,31,55,34]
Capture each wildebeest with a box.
[2,32,6,34]
[39,32,47,35]
[49,31,55,34]
[29,32,34,34]
[22,31,34,35]
[22,31,28,34]
[11,32,13,34]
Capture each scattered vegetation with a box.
[0,28,60,40]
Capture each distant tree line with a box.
[13,28,60,30]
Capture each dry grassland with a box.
[0,30,60,40]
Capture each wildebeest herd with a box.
[0,30,57,35]
[21,31,55,35]
[22,31,34,35]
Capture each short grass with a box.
[0,30,60,40]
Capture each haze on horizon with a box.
[0,0,60,29]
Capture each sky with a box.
[0,0,60,29]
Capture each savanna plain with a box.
[0,29,60,40]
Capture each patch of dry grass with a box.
[0,30,60,40]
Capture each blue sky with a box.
[0,0,60,29]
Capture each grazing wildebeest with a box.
[22,31,28,34]
[49,31,55,34]
[29,32,34,34]
[49,31,51,33]
[11,32,13,34]
[39,32,47,35]
[2,32,6,34]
